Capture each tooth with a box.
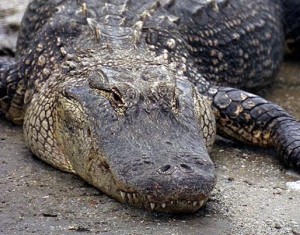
[120,191,126,200]
[170,201,174,204]
[187,201,191,204]
[199,200,204,207]
[161,203,166,208]
[150,203,155,210]
[193,201,198,206]
[127,193,132,201]
[133,193,137,200]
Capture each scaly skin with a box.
[0,0,299,213]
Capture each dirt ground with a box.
[0,1,300,235]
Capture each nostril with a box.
[179,163,193,173]
[161,164,171,172]
[180,163,191,170]
[157,164,174,175]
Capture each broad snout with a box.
[142,156,216,197]
[119,154,217,213]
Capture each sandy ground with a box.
[0,1,300,234]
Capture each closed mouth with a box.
[118,190,208,212]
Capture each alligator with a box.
[0,0,300,213]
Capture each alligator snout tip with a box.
[114,160,216,213]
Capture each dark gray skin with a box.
[0,0,300,213]
[56,74,216,212]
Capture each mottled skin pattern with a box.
[0,0,300,213]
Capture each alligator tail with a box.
[271,117,300,170]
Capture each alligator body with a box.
[0,0,300,213]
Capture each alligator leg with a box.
[0,58,25,124]
[206,86,300,171]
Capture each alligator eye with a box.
[112,92,123,105]
[111,89,124,108]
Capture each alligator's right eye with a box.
[109,84,138,112]
[110,88,125,109]
[112,91,123,106]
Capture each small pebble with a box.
[274,223,282,229]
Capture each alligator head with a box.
[55,65,217,213]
